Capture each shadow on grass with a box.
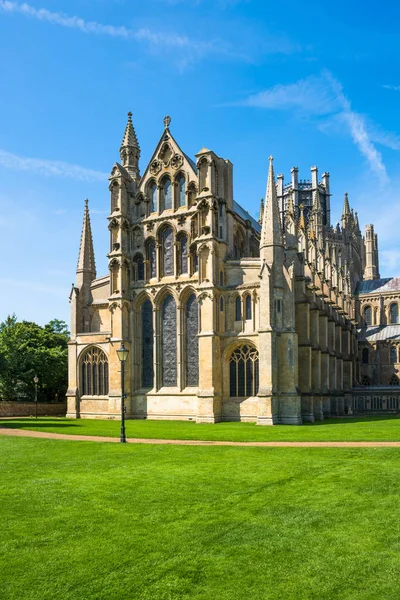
[302,415,400,426]
[0,419,79,429]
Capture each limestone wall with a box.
[0,401,66,417]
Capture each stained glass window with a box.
[148,240,156,278]
[186,294,199,386]
[142,299,154,388]
[180,235,188,275]
[162,295,177,386]
[245,295,252,320]
[150,183,157,212]
[229,345,259,397]
[163,227,174,276]
[235,297,241,321]
[81,347,109,396]
[390,303,399,324]
[163,178,172,210]
[178,175,186,207]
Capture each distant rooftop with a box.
[358,324,400,342]
[233,200,261,233]
[356,278,400,295]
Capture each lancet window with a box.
[235,296,242,321]
[133,254,144,281]
[81,347,109,396]
[245,295,252,320]
[150,182,157,213]
[161,295,177,386]
[363,306,372,326]
[179,234,188,275]
[161,177,172,211]
[162,227,174,276]
[390,303,399,324]
[142,299,154,388]
[177,174,186,207]
[186,294,199,386]
[229,345,259,398]
[147,240,156,279]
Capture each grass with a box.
[2,414,400,441]
[1,436,400,599]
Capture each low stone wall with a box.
[0,401,66,417]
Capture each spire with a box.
[258,198,264,225]
[260,156,283,250]
[342,192,351,219]
[298,203,306,231]
[312,185,321,213]
[119,112,140,180]
[287,190,295,217]
[77,199,96,283]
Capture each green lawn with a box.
[1,436,400,599]
[2,414,400,441]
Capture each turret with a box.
[119,112,140,181]
[363,224,380,280]
[341,192,351,230]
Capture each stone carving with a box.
[150,159,162,175]
[171,153,184,170]
[159,143,172,166]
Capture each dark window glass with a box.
[81,347,109,396]
[220,297,224,312]
[390,303,399,324]
[219,272,224,286]
[390,374,399,385]
[148,241,156,278]
[219,226,223,239]
[142,299,154,388]
[180,235,188,275]
[163,179,172,210]
[186,294,199,386]
[162,295,177,386]
[133,254,144,281]
[178,176,186,207]
[150,184,157,212]
[163,227,174,276]
[364,306,372,326]
[390,347,397,364]
[362,348,369,364]
[235,297,241,321]
[229,345,259,397]
[245,295,252,320]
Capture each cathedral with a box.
[66,113,400,423]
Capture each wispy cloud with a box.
[383,84,400,92]
[0,149,108,182]
[0,1,247,66]
[239,71,394,183]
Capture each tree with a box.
[0,315,69,402]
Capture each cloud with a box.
[383,84,400,92]
[240,71,394,183]
[0,149,108,182]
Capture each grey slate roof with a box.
[233,200,261,233]
[356,278,400,295]
[358,324,400,342]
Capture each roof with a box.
[356,278,400,295]
[233,200,261,233]
[358,324,400,342]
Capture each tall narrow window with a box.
[229,345,259,397]
[362,348,369,364]
[390,346,397,364]
[390,303,399,324]
[364,306,372,326]
[81,347,109,396]
[245,295,252,320]
[142,299,154,388]
[147,240,156,279]
[161,295,177,386]
[179,235,188,275]
[178,175,186,207]
[150,183,157,212]
[133,254,144,281]
[186,294,199,386]
[220,297,224,312]
[162,227,174,276]
[162,178,172,210]
[219,272,224,286]
[235,297,242,321]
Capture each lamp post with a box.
[33,375,39,419]
[116,342,129,443]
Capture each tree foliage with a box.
[0,315,69,402]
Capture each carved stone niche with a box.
[159,143,172,166]
[150,159,162,176]
[171,153,183,170]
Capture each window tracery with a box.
[229,345,259,397]
[162,227,174,276]
[186,294,199,386]
[81,347,109,396]
[161,295,177,386]
[142,300,154,388]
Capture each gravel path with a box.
[1,426,400,447]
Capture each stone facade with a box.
[67,114,399,424]
[0,402,66,417]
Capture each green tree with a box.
[0,315,69,402]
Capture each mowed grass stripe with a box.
[1,436,400,599]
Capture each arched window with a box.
[364,306,372,326]
[219,272,224,286]
[220,297,224,312]
[147,240,156,279]
[133,254,144,281]
[179,235,188,275]
[361,375,371,386]
[233,229,245,259]
[235,297,242,321]
[229,345,259,397]
[245,295,252,320]
[190,243,198,274]
[362,348,369,364]
[161,295,177,386]
[390,374,399,386]
[150,182,157,213]
[390,303,399,324]
[390,347,397,364]
[177,175,186,207]
[142,299,154,388]
[81,347,109,396]
[186,294,199,386]
[162,227,174,276]
[162,178,172,211]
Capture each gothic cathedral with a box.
[67,113,400,424]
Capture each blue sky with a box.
[0,0,399,325]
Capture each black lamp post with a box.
[116,342,129,443]
[33,375,39,419]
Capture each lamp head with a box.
[33,375,39,384]
[117,342,129,363]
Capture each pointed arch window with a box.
[162,178,172,211]
[390,346,397,365]
[147,240,156,279]
[390,374,399,386]
[142,299,154,388]
[162,227,174,276]
[186,294,199,386]
[390,303,399,324]
[81,347,109,396]
[245,295,252,320]
[150,183,157,213]
[229,345,259,397]
[177,175,186,207]
[235,296,242,321]
[364,306,372,326]
[179,234,188,275]
[133,254,144,281]
[161,295,177,386]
